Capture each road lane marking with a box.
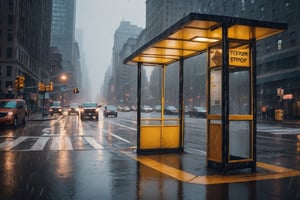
[122,151,300,185]
[84,137,104,149]
[107,120,136,131]
[0,136,28,150]
[30,137,50,151]
[102,129,131,144]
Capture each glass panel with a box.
[141,66,161,119]
[229,121,252,160]
[164,63,179,118]
[210,69,222,114]
[229,69,250,114]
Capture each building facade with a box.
[0,0,52,104]
[108,21,143,104]
[51,0,77,88]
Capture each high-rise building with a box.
[0,0,52,101]
[109,21,143,104]
[51,0,76,76]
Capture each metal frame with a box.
[124,13,287,171]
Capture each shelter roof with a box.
[124,13,287,66]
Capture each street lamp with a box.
[61,75,67,106]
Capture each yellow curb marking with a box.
[122,151,300,185]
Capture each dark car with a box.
[103,105,118,117]
[0,99,27,127]
[68,103,80,115]
[80,102,100,120]
[189,106,206,118]
[49,101,62,116]
[164,106,178,115]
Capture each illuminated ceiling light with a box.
[192,37,219,43]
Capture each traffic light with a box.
[14,79,19,91]
[38,82,45,92]
[18,76,25,89]
[49,81,53,91]
[73,88,79,93]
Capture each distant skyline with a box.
[75,0,146,100]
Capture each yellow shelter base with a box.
[138,125,183,154]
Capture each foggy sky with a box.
[75,0,146,100]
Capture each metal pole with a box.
[179,57,184,152]
[137,62,142,153]
[251,38,257,172]
[222,24,229,172]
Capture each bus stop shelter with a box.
[124,13,287,172]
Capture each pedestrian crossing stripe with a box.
[0,136,104,151]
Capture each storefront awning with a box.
[124,13,287,66]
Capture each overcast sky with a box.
[75,0,146,100]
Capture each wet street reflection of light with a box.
[97,120,105,145]
[2,152,16,193]
[56,151,72,178]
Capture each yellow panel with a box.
[155,40,208,51]
[140,126,161,149]
[208,124,222,162]
[228,25,251,40]
[229,115,253,120]
[186,20,220,29]
[161,126,180,148]
[229,48,250,67]
[143,48,196,57]
[255,27,284,40]
[169,27,222,41]
[132,56,175,64]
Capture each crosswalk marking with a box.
[0,136,107,152]
[30,137,50,151]
[50,136,73,151]
[0,136,28,150]
[85,137,104,149]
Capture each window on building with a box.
[7,48,12,58]
[8,0,14,11]
[6,66,12,77]
[5,81,13,88]
[8,15,13,25]
[241,0,245,11]
[7,32,13,41]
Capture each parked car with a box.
[164,106,178,115]
[68,103,80,115]
[49,101,62,116]
[189,106,206,118]
[103,105,118,117]
[141,105,153,112]
[130,105,137,111]
[0,98,27,127]
[153,105,161,112]
[80,102,100,120]
[123,106,130,112]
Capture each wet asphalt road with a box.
[0,111,300,199]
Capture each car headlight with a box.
[59,108,62,112]
[8,111,14,116]
[75,108,79,111]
